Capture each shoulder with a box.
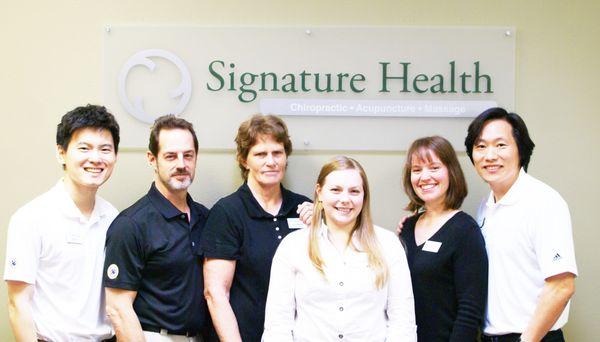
[191,200,210,218]
[211,191,245,212]
[283,187,311,205]
[522,173,568,209]
[10,186,59,226]
[277,228,309,254]
[451,211,480,231]
[96,195,119,219]
[374,225,403,250]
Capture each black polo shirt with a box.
[200,183,310,342]
[103,183,209,334]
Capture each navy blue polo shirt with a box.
[103,183,209,334]
[200,183,310,342]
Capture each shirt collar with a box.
[147,182,199,223]
[485,168,527,207]
[53,179,110,225]
[317,220,364,252]
[239,182,298,219]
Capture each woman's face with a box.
[317,169,364,231]
[410,150,449,208]
[244,135,287,188]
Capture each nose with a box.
[484,147,498,161]
[265,153,276,166]
[88,149,101,162]
[176,153,186,168]
[420,168,433,180]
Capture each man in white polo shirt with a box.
[465,107,577,342]
[4,105,120,341]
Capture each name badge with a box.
[422,240,442,253]
[287,218,307,229]
[66,231,84,244]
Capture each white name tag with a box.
[422,240,442,253]
[287,218,307,229]
[66,231,84,244]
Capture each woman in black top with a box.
[399,136,488,342]
[201,114,312,342]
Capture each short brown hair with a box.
[235,114,292,180]
[148,115,198,156]
[403,136,467,212]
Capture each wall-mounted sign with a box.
[104,26,515,151]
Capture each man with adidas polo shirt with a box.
[465,107,577,342]
[103,115,210,341]
[4,105,120,341]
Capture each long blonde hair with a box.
[309,156,389,289]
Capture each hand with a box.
[396,215,409,236]
[296,202,314,225]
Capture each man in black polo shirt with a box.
[103,115,209,341]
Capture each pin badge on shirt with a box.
[422,240,442,253]
[287,218,307,229]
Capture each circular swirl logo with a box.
[118,49,192,124]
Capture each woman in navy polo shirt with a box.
[201,114,311,342]
[399,136,488,341]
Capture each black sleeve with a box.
[103,215,146,290]
[200,202,242,260]
[449,215,488,342]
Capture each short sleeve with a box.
[200,202,243,260]
[532,195,578,279]
[3,211,41,284]
[103,215,146,290]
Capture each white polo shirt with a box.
[4,180,118,341]
[477,169,578,335]
[263,223,417,342]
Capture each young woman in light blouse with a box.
[263,156,417,342]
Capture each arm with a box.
[105,288,145,341]
[520,273,575,342]
[203,258,242,342]
[262,239,296,342]
[6,281,37,342]
[450,220,488,342]
[385,237,417,341]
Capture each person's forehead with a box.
[325,169,363,186]
[251,135,284,150]
[479,119,514,140]
[158,128,195,151]
[70,127,114,144]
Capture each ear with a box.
[147,151,157,171]
[56,145,66,166]
[315,183,322,202]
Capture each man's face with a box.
[148,128,197,193]
[58,127,116,191]
[472,119,521,196]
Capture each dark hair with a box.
[465,107,535,171]
[235,114,292,180]
[56,104,120,153]
[148,115,198,156]
[403,136,468,213]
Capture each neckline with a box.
[413,210,462,248]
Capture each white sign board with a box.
[104,26,515,151]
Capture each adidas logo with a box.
[553,253,562,261]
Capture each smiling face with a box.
[58,127,116,192]
[472,119,521,198]
[410,151,450,209]
[244,135,287,189]
[148,128,197,194]
[317,169,365,231]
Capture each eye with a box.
[411,167,422,173]
[184,152,195,159]
[497,143,507,148]
[78,146,89,152]
[475,143,486,149]
[164,154,176,160]
[255,152,267,158]
[329,187,341,193]
[350,189,362,195]
[101,147,113,153]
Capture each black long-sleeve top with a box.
[400,211,488,342]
